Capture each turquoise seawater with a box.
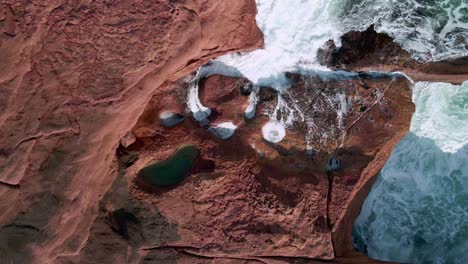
[334,0,468,61]
[353,82,468,263]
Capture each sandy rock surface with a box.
[0,1,261,263]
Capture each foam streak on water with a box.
[353,81,468,264]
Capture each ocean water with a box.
[218,0,338,87]
[217,0,468,88]
[353,82,468,263]
[189,2,468,262]
[336,0,468,61]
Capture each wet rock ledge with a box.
[110,25,467,263]
[113,65,414,262]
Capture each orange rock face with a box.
[0,1,261,263]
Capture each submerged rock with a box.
[160,111,185,128]
[262,121,286,143]
[318,25,468,84]
[191,108,211,124]
[319,24,412,68]
[317,39,337,67]
[208,122,237,139]
[137,145,199,187]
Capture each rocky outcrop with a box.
[0,1,262,263]
[320,25,413,68]
[103,70,413,262]
[318,25,468,84]
[316,26,467,258]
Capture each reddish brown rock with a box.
[315,25,466,258]
[104,70,412,262]
[118,75,334,261]
[0,1,262,263]
[199,75,252,122]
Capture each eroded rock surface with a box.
[0,1,262,263]
[107,71,413,262]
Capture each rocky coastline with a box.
[0,1,466,263]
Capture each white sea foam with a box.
[217,0,467,90]
[218,0,338,89]
[209,122,237,140]
[411,81,468,153]
[245,86,259,120]
[187,74,211,122]
[353,81,468,263]
[262,121,286,143]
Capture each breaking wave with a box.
[353,81,468,264]
[217,0,467,88]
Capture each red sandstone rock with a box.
[109,70,413,262]
[0,1,262,263]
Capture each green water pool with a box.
[137,145,199,187]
